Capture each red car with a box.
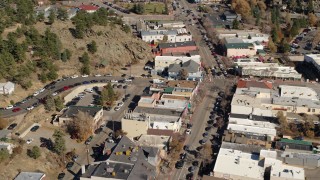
[12,107,21,112]
[63,86,70,91]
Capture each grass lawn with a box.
[118,2,166,15]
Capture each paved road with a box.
[0,76,151,118]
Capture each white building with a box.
[217,29,269,45]
[155,55,201,72]
[241,64,302,80]
[214,148,265,180]
[140,28,192,43]
[214,148,305,180]
[0,81,15,95]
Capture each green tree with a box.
[46,69,58,81]
[45,95,55,111]
[53,130,66,155]
[0,149,10,161]
[121,24,131,33]
[48,10,56,24]
[100,83,116,106]
[279,38,290,53]
[81,64,90,75]
[80,52,90,64]
[65,49,72,60]
[307,0,314,13]
[37,12,45,22]
[154,7,157,14]
[57,8,68,21]
[61,50,67,62]
[232,19,240,29]
[289,0,297,11]
[54,97,64,111]
[164,3,169,15]
[39,71,48,83]
[271,27,279,43]
[27,146,41,159]
[87,40,97,54]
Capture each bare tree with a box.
[200,142,213,165]
[67,111,94,141]
[179,68,188,80]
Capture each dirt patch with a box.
[0,147,63,179]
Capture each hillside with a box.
[0,21,152,107]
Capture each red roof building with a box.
[237,79,273,89]
[78,5,99,13]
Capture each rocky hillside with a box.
[35,21,153,76]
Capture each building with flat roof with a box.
[140,28,192,43]
[224,40,257,57]
[154,41,197,55]
[122,107,183,138]
[275,138,313,152]
[14,172,46,180]
[55,106,103,130]
[217,29,269,45]
[154,54,201,72]
[213,148,265,179]
[214,148,305,180]
[241,65,302,80]
[0,81,15,95]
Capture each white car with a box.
[114,106,120,111]
[105,73,112,77]
[118,102,124,107]
[95,74,102,77]
[71,75,79,79]
[33,91,40,97]
[27,106,34,111]
[26,139,33,144]
[39,88,45,93]
[111,80,118,83]
[186,129,191,135]
[125,79,132,82]
[82,74,89,78]
[6,105,14,110]
[52,92,58,96]
[84,88,93,93]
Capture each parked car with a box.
[26,139,33,144]
[186,129,191,135]
[7,123,17,130]
[114,106,120,111]
[66,162,74,170]
[12,107,21,112]
[85,136,93,145]
[58,173,65,180]
[6,105,14,110]
[30,125,40,132]
[27,106,34,111]
[94,74,102,77]
[82,74,89,77]
[71,75,79,79]
[175,160,185,169]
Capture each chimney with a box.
[81,165,86,174]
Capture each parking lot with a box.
[290,28,319,55]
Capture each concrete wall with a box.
[122,118,148,138]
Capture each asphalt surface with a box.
[0,76,151,118]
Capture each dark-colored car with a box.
[30,125,40,132]
[175,160,185,169]
[121,74,126,77]
[90,80,98,83]
[7,123,17,130]
[192,161,199,166]
[104,106,111,111]
[82,81,90,84]
[85,135,93,145]
[66,162,74,170]
[95,128,103,134]
[58,173,65,180]
[180,152,187,160]
[187,123,193,129]
[184,145,190,151]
